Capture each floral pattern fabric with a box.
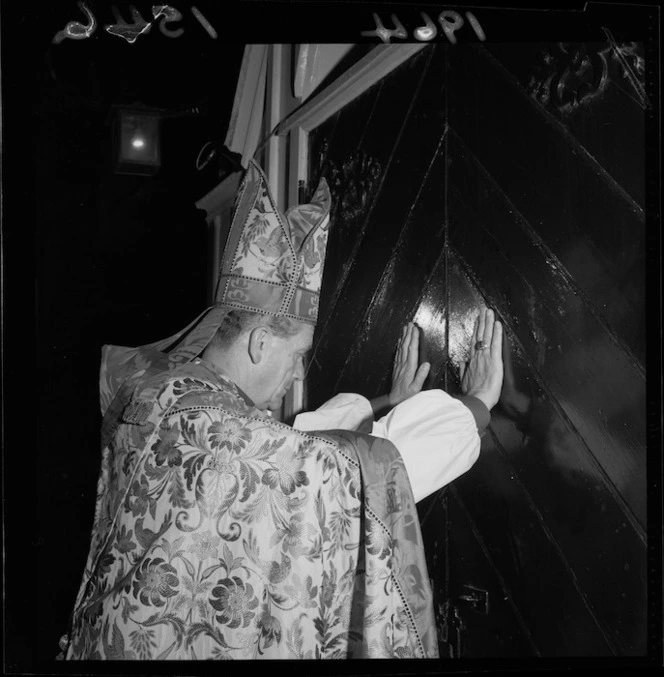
[63,359,438,660]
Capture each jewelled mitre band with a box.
[215,160,332,325]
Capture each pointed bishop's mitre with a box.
[215,160,332,324]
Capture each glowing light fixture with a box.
[113,105,161,175]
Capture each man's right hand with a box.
[461,308,504,411]
[389,323,431,407]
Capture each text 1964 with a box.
[361,11,486,44]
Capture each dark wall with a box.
[30,86,208,667]
[306,39,651,658]
[3,4,237,669]
[31,106,209,663]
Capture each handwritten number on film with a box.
[53,2,218,44]
[362,11,486,44]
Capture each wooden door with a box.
[441,42,647,657]
[299,40,647,657]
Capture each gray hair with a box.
[210,309,306,350]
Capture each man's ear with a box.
[247,326,271,365]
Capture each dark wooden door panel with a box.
[445,489,543,658]
[419,489,540,658]
[447,133,646,528]
[308,86,385,330]
[331,144,449,399]
[452,452,615,656]
[485,42,647,209]
[308,47,433,353]
[445,258,646,655]
[308,47,448,407]
[447,45,646,366]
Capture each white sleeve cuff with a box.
[293,393,374,432]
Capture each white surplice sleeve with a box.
[293,390,484,503]
[370,390,481,502]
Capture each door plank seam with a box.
[448,128,646,380]
[308,47,438,370]
[450,248,647,544]
[467,44,645,219]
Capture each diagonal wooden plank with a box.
[446,143,647,529]
[447,44,646,367]
[446,255,647,655]
[482,43,647,212]
[331,125,449,397]
[306,47,442,407]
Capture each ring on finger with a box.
[474,340,489,350]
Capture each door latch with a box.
[437,600,464,658]
[456,584,489,615]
